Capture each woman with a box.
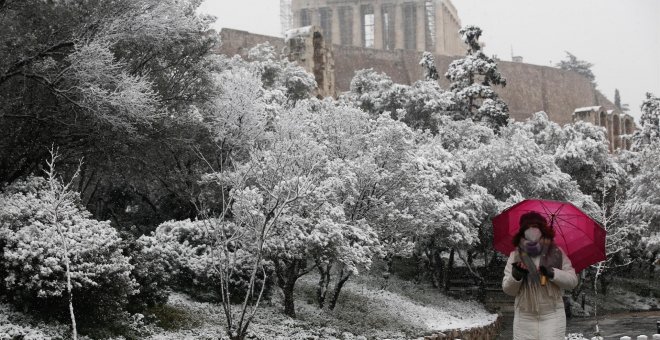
[502,211,579,340]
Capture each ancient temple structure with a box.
[220,1,637,152]
[285,0,465,56]
[573,106,636,151]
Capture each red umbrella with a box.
[492,199,606,273]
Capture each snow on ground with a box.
[0,274,497,339]
[313,276,497,332]
[598,287,658,312]
[569,285,659,318]
[0,303,72,340]
[144,274,497,339]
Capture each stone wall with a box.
[423,315,502,340]
[217,28,617,126]
[332,47,611,125]
[216,29,287,58]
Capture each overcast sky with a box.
[198,0,660,122]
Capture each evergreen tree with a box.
[420,52,439,81]
[445,26,509,130]
[556,51,596,86]
[614,89,630,112]
[615,89,622,110]
[632,92,660,151]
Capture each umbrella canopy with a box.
[492,199,606,273]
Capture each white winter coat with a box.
[502,249,578,340]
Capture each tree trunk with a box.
[571,276,585,301]
[328,267,351,310]
[411,251,421,283]
[228,330,245,340]
[282,283,296,318]
[443,248,455,293]
[385,253,394,275]
[316,263,331,309]
[488,251,499,268]
[431,249,444,289]
[274,258,306,318]
[649,252,657,297]
[599,273,610,295]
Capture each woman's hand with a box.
[511,262,528,280]
[539,265,555,279]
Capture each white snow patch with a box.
[284,26,314,42]
[342,281,497,332]
[574,106,602,113]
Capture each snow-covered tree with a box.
[342,68,453,131]
[556,51,596,86]
[137,218,274,300]
[0,0,226,231]
[404,80,456,131]
[0,173,135,331]
[614,89,629,113]
[248,101,384,315]
[245,43,316,105]
[445,26,509,130]
[521,112,628,203]
[632,92,660,151]
[465,126,597,213]
[201,67,269,165]
[624,144,660,234]
[420,52,439,81]
[199,101,332,318]
[0,0,215,134]
[402,136,497,290]
[640,233,660,283]
[343,68,406,118]
[436,117,496,152]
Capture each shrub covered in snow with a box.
[125,233,174,312]
[0,302,73,340]
[0,176,136,327]
[137,218,274,303]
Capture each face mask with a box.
[524,227,542,243]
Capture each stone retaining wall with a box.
[423,314,502,340]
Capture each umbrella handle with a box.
[540,274,547,286]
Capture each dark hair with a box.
[512,211,555,246]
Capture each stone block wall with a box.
[423,315,502,340]
[215,29,287,58]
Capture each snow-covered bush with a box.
[342,68,453,131]
[0,176,136,327]
[247,42,316,103]
[0,302,74,340]
[126,234,174,312]
[137,219,274,303]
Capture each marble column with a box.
[331,5,341,44]
[433,3,443,54]
[311,8,319,28]
[415,2,426,51]
[353,4,362,47]
[373,0,383,49]
[394,3,404,49]
[293,9,300,28]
